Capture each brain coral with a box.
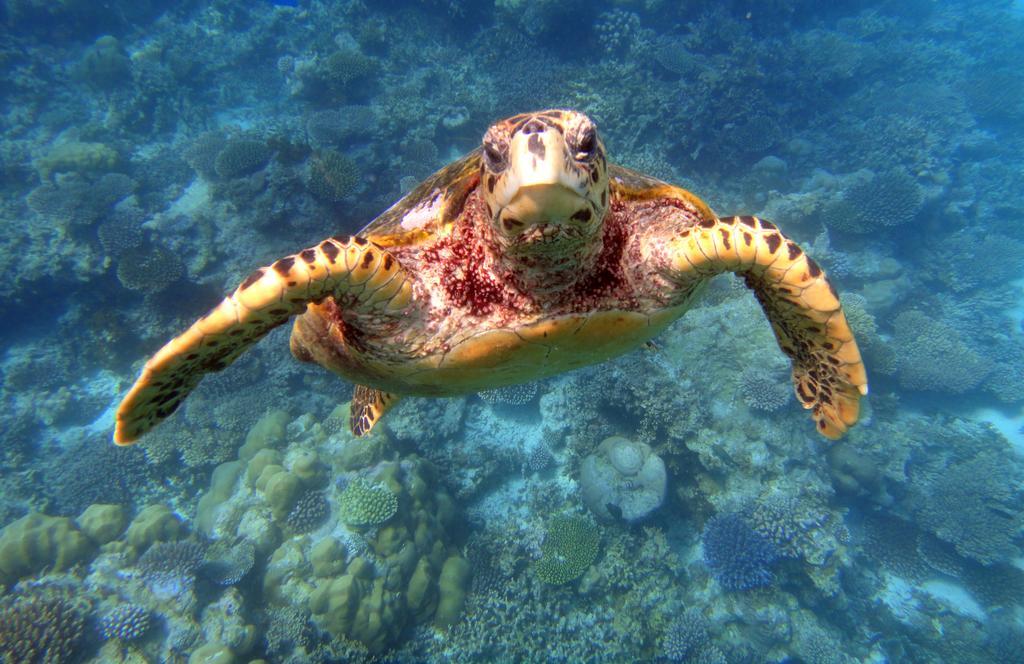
[701,511,779,591]
[580,436,667,522]
[534,514,600,585]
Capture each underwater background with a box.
[1,0,1023,662]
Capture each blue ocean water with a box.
[1,1,1023,661]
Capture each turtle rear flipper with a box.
[350,385,400,436]
[662,215,868,438]
[113,236,413,445]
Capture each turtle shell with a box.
[358,148,482,248]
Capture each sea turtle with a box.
[114,110,867,445]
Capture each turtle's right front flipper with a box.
[113,235,413,445]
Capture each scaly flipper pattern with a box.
[350,386,400,437]
[662,215,868,438]
[113,235,413,445]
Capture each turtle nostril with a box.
[521,119,545,135]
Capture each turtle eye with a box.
[574,127,596,160]
[482,141,507,172]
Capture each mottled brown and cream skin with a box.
[114,110,866,445]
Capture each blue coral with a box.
[701,512,779,591]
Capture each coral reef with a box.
[0,0,1022,661]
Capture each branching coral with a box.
[27,172,133,227]
[286,490,329,533]
[701,511,779,591]
[338,478,398,526]
[736,367,791,412]
[100,603,151,641]
[661,609,710,661]
[0,590,86,663]
[137,539,206,598]
[203,538,256,586]
[306,106,375,147]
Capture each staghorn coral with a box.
[534,514,600,585]
[308,149,360,202]
[100,603,151,641]
[0,591,86,663]
[701,511,779,591]
[337,478,398,526]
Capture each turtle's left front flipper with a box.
[113,236,412,445]
[661,215,868,438]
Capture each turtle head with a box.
[480,110,609,258]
